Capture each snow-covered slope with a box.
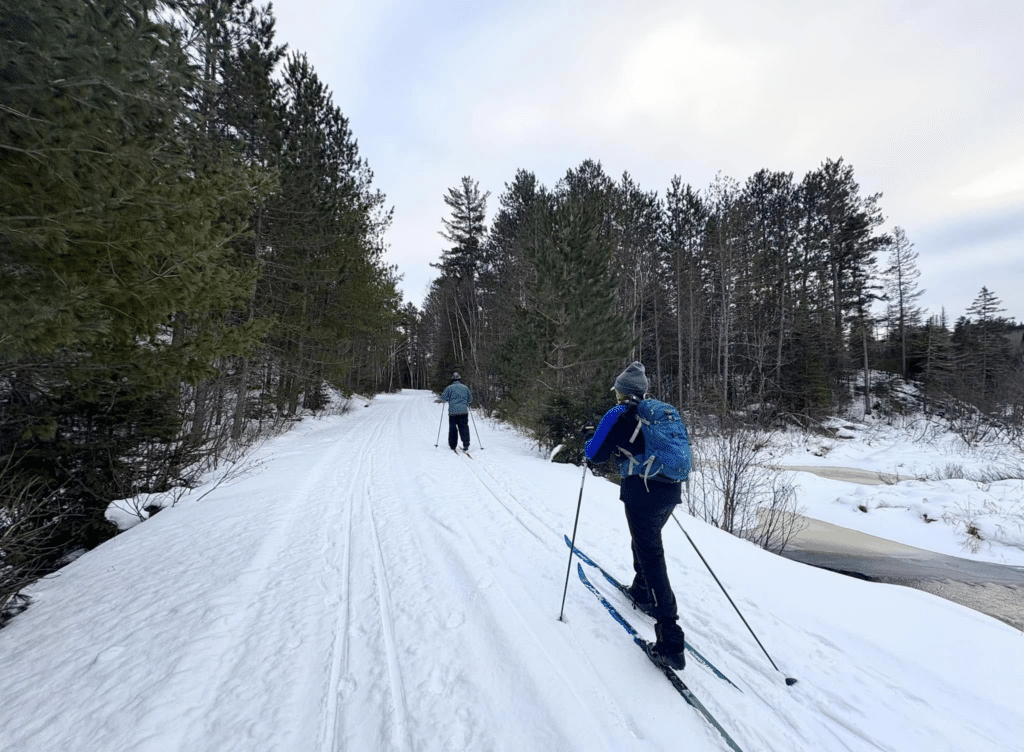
[1,391,1021,751]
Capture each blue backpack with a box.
[618,399,692,484]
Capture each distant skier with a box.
[584,361,687,670]
[440,372,473,452]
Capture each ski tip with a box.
[785,677,798,686]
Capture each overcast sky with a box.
[270,0,1023,322]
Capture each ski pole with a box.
[434,403,445,447]
[468,407,484,449]
[674,480,797,686]
[558,462,588,622]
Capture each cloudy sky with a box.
[270,0,1023,322]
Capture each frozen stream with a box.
[780,467,1024,632]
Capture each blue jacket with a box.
[440,382,472,415]
[585,403,638,464]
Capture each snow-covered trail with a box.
[2,390,1023,752]
[309,392,618,751]
[0,392,679,751]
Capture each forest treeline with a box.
[409,162,1022,450]
[1,0,404,615]
[2,0,1022,619]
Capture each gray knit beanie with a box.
[612,361,648,400]
[452,372,461,381]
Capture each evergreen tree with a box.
[918,311,956,412]
[170,0,283,443]
[487,169,542,317]
[705,173,744,408]
[882,226,924,379]
[261,53,396,410]
[735,169,799,412]
[796,158,886,411]
[611,172,665,386]
[1,0,263,565]
[662,178,709,410]
[497,168,629,449]
[478,170,544,406]
[430,177,490,390]
[437,177,491,280]
[847,241,883,415]
[958,286,1011,408]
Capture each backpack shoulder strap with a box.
[627,399,648,442]
[629,415,643,443]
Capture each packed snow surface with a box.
[1,390,1022,751]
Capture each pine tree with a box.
[797,158,886,408]
[919,311,955,412]
[611,172,664,386]
[430,177,490,389]
[1,0,263,565]
[735,169,799,412]
[882,226,925,379]
[474,170,545,407]
[170,0,283,444]
[487,169,542,321]
[705,173,744,408]
[503,168,629,448]
[960,286,1010,407]
[437,177,491,280]
[261,53,396,409]
[662,178,709,410]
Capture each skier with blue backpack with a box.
[584,361,691,670]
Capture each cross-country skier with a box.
[440,372,473,452]
[584,361,686,670]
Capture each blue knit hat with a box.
[613,361,648,400]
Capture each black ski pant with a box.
[621,476,681,624]
[448,413,470,450]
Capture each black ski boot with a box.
[646,620,685,670]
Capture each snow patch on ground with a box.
[1,390,1021,752]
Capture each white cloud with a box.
[270,0,1024,315]
[951,156,1024,203]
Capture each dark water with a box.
[782,518,1024,632]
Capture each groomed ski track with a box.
[2,390,1018,752]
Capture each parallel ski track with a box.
[332,396,909,751]
[318,456,355,752]
[454,450,561,547]
[439,450,646,745]
[318,410,412,752]
[365,470,412,751]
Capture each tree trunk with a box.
[862,323,871,416]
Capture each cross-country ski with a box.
[567,535,741,690]
[577,563,744,752]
